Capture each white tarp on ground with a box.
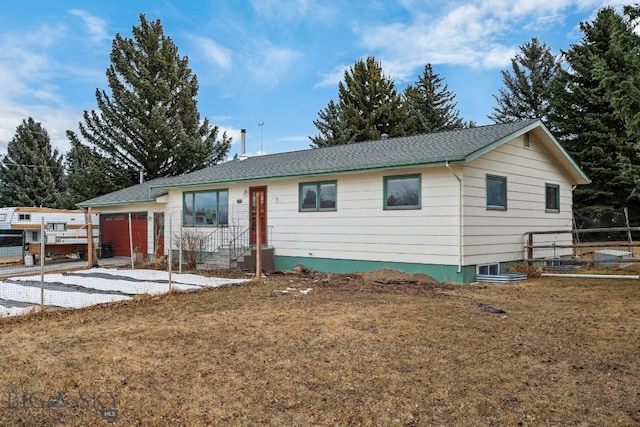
[0,267,247,318]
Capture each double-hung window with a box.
[486,175,507,210]
[545,184,560,212]
[183,190,229,226]
[299,181,337,211]
[384,174,421,209]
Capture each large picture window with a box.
[299,181,337,211]
[183,190,229,226]
[545,183,560,212]
[486,175,507,210]
[384,174,421,209]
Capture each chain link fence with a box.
[0,207,248,318]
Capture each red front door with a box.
[250,187,267,245]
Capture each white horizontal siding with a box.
[462,134,575,265]
[267,168,462,265]
[152,132,579,269]
[158,172,461,265]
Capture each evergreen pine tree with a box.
[489,38,560,124]
[593,5,640,216]
[309,100,354,148]
[0,118,67,208]
[602,4,640,139]
[597,5,640,140]
[71,14,230,197]
[549,7,640,223]
[403,64,464,134]
[338,56,406,142]
[64,131,133,207]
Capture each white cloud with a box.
[0,26,64,101]
[0,22,89,154]
[190,36,233,71]
[353,0,619,83]
[0,105,80,155]
[279,135,311,143]
[216,125,243,147]
[69,9,110,44]
[315,64,349,88]
[247,43,303,88]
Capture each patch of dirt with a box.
[266,265,451,295]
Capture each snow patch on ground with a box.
[0,267,247,317]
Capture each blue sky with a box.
[0,0,629,159]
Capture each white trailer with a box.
[0,207,99,262]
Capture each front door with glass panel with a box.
[249,187,267,246]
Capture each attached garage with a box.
[100,212,148,258]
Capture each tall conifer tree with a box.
[403,64,464,134]
[64,131,132,207]
[0,118,67,208]
[489,38,559,124]
[338,57,405,142]
[309,100,354,147]
[68,14,230,197]
[311,57,405,147]
[549,7,640,223]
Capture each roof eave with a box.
[534,124,591,185]
[149,158,467,190]
[465,120,590,185]
[77,200,151,209]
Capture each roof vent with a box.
[523,132,530,148]
[380,133,388,140]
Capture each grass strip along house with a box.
[79,119,589,283]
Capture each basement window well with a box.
[476,263,528,283]
[477,263,499,276]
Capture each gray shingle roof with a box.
[79,119,540,207]
[79,176,173,207]
[165,119,541,187]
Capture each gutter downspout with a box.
[446,161,463,274]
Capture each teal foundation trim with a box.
[275,256,477,284]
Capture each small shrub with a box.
[178,229,206,269]
[509,262,542,278]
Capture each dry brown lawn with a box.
[0,266,639,426]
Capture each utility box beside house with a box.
[594,249,634,267]
[238,247,275,273]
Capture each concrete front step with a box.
[196,247,247,270]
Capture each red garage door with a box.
[100,213,148,257]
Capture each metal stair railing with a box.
[198,227,225,263]
[228,227,250,264]
[198,225,273,267]
[232,226,273,266]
